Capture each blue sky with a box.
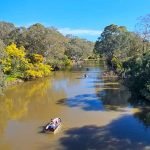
[0,0,150,41]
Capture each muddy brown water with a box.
[0,65,150,150]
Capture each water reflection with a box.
[134,108,150,128]
[59,115,150,150]
[128,94,150,107]
[125,94,150,128]
[96,78,150,127]
[0,77,66,136]
[52,71,82,92]
[89,76,130,111]
[57,94,105,111]
[1,64,150,150]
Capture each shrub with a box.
[2,43,52,80]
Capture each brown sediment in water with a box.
[0,67,149,150]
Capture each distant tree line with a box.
[94,14,150,100]
[0,22,94,92]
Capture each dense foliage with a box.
[94,14,150,100]
[1,43,52,79]
[0,22,94,91]
[0,22,15,40]
[0,40,6,93]
[65,35,94,60]
[94,24,143,68]
[2,23,94,64]
[123,52,150,99]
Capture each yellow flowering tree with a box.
[1,43,28,78]
[29,54,44,63]
[2,43,52,80]
[25,54,52,79]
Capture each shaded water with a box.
[0,64,150,150]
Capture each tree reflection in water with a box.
[96,77,150,128]
[134,108,150,128]
[0,77,67,136]
[128,94,150,128]
[95,78,131,110]
[1,65,150,149]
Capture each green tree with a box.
[0,40,6,93]
[122,51,150,100]
[2,22,94,68]
[65,36,94,60]
[94,24,128,58]
[4,27,27,46]
[94,24,143,72]
[0,22,15,40]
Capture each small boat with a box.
[83,74,88,78]
[44,118,61,132]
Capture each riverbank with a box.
[1,65,150,150]
[5,78,24,86]
[102,70,119,79]
[1,59,100,93]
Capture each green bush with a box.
[123,52,150,100]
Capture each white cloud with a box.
[58,28,101,36]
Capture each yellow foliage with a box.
[1,58,12,73]
[25,63,52,79]
[1,44,28,74]
[5,43,25,59]
[32,54,44,63]
[25,70,43,78]
[35,63,52,75]
[2,43,52,79]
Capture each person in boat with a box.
[51,118,61,126]
[45,118,61,131]
[45,121,56,131]
[52,118,60,124]
[84,74,87,78]
[45,122,55,130]
[51,123,56,129]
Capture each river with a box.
[0,63,150,150]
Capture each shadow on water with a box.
[97,89,130,108]
[56,94,105,111]
[126,94,150,128]
[56,91,131,112]
[38,126,46,134]
[56,74,130,111]
[128,93,150,108]
[56,85,130,112]
[58,115,150,150]
[134,108,150,128]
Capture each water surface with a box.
[0,64,150,150]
